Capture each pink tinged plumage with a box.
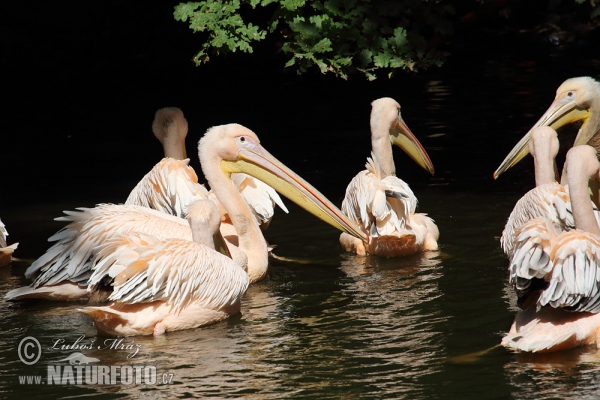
[501,183,575,258]
[230,173,288,228]
[503,145,600,352]
[79,200,249,336]
[4,204,247,301]
[125,158,210,218]
[0,217,18,267]
[340,98,438,257]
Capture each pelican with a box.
[502,145,600,352]
[198,123,367,281]
[4,203,241,301]
[5,123,367,300]
[494,77,600,202]
[0,218,18,267]
[500,127,575,259]
[79,199,250,336]
[339,97,438,257]
[126,107,287,227]
[125,107,211,218]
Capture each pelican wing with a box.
[26,204,193,287]
[509,217,558,300]
[229,173,289,226]
[539,230,600,312]
[125,158,210,218]
[501,183,574,257]
[341,155,417,238]
[89,232,249,313]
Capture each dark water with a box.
[3,5,600,398]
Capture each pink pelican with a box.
[339,97,438,257]
[503,145,600,352]
[5,123,367,299]
[80,199,250,336]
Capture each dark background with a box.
[1,0,599,253]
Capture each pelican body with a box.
[503,145,600,352]
[80,200,249,336]
[0,218,18,267]
[125,107,211,218]
[6,123,367,301]
[127,107,286,229]
[340,98,438,257]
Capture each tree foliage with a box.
[173,0,599,80]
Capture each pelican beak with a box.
[493,95,590,179]
[221,145,370,243]
[391,117,435,175]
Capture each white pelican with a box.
[5,123,367,299]
[0,218,18,267]
[500,127,575,259]
[339,97,438,257]
[125,107,211,218]
[4,203,241,301]
[79,199,249,336]
[126,107,287,228]
[198,123,367,282]
[494,77,600,203]
[502,145,600,352]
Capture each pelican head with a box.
[371,97,434,175]
[152,107,189,159]
[494,76,600,179]
[199,124,369,243]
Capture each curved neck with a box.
[201,153,268,282]
[190,222,216,250]
[533,152,556,187]
[371,136,395,178]
[568,158,600,236]
[161,134,185,160]
[561,102,600,186]
[574,97,600,147]
[530,131,559,186]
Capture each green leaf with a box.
[312,38,332,53]
[173,2,202,21]
[373,53,391,68]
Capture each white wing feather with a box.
[89,232,249,313]
[539,230,600,312]
[125,158,210,218]
[230,173,288,226]
[26,204,193,287]
[341,153,417,239]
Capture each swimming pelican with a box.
[4,203,242,301]
[198,123,367,281]
[5,123,367,299]
[0,218,18,267]
[500,127,575,259]
[502,145,600,352]
[494,77,600,203]
[339,97,437,257]
[79,199,249,336]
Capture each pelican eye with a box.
[567,91,574,97]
